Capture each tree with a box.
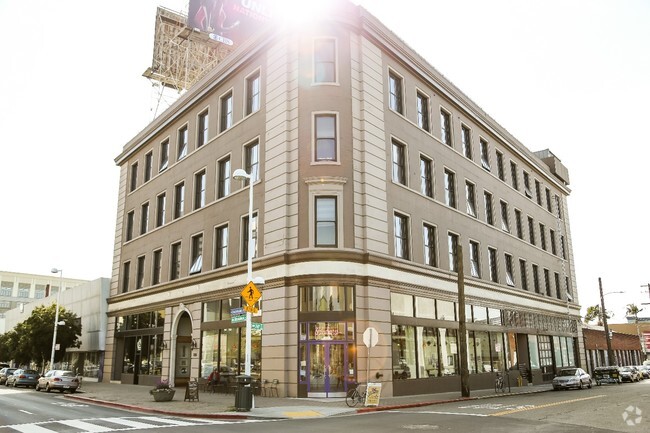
[583,304,613,326]
[626,303,643,321]
[4,304,82,371]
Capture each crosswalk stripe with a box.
[57,419,114,432]
[8,424,56,433]
[135,416,198,426]
[97,417,157,429]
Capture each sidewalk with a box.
[66,380,553,420]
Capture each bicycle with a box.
[345,383,366,407]
[494,371,504,393]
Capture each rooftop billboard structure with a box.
[143,1,272,92]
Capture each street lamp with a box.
[50,268,64,370]
[233,168,255,377]
[598,277,623,366]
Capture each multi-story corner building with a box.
[0,271,88,333]
[106,2,581,397]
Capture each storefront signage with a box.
[364,382,382,406]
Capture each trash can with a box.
[234,375,253,411]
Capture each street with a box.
[0,380,648,432]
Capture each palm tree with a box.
[584,304,614,326]
[626,303,643,322]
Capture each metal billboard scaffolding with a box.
[143,7,234,116]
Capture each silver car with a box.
[36,370,80,393]
[552,367,592,390]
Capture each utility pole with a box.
[599,277,615,366]
[641,283,650,299]
[457,245,470,397]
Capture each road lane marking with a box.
[18,410,33,415]
[57,419,113,432]
[490,394,606,416]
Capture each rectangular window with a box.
[484,191,494,225]
[448,232,459,272]
[527,216,535,245]
[198,110,209,148]
[465,181,477,217]
[440,109,451,146]
[315,196,337,247]
[156,193,166,227]
[178,126,188,160]
[242,211,258,261]
[515,209,523,239]
[496,151,505,181]
[394,212,410,260]
[315,114,337,161]
[510,161,518,190]
[488,247,498,283]
[174,182,185,219]
[220,91,233,132]
[461,125,472,159]
[539,223,546,250]
[532,264,540,293]
[444,169,456,208]
[144,152,153,182]
[140,202,149,235]
[190,233,203,275]
[126,210,134,241]
[388,71,403,114]
[560,235,566,259]
[545,188,552,212]
[152,249,162,285]
[130,162,138,192]
[505,254,515,286]
[420,156,433,198]
[244,141,260,184]
[469,240,480,278]
[519,259,528,291]
[136,256,145,289]
[480,138,491,171]
[218,157,231,199]
[159,139,169,172]
[392,140,407,185]
[122,262,130,293]
[194,169,206,210]
[423,223,437,267]
[215,225,228,268]
[170,242,181,280]
[554,272,561,299]
[550,229,557,255]
[246,71,261,114]
[314,39,336,83]
[416,91,430,131]
[523,171,532,198]
[555,195,562,219]
[535,179,542,205]
[500,200,510,232]
[544,268,551,296]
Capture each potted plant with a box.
[149,379,175,402]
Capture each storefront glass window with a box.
[489,332,505,372]
[415,297,435,319]
[299,286,353,312]
[200,330,219,377]
[488,308,502,325]
[560,336,568,366]
[467,331,477,373]
[528,335,540,369]
[473,307,488,324]
[391,293,414,317]
[506,332,518,369]
[391,324,416,380]
[221,298,242,321]
[417,327,439,377]
[567,338,575,366]
[553,336,563,367]
[437,300,455,321]
[475,331,491,372]
[204,301,219,322]
[440,328,458,375]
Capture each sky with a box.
[1,0,648,323]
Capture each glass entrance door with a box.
[308,342,347,397]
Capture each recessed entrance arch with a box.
[170,309,193,387]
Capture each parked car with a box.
[636,365,650,379]
[6,369,39,388]
[36,370,80,393]
[0,367,18,385]
[593,366,621,385]
[619,366,640,382]
[552,367,592,390]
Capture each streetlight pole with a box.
[233,168,254,377]
[50,268,63,370]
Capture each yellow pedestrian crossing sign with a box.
[241,281,261,306]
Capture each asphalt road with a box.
[0,380,648,432]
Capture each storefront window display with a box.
[467,331,477,373]
[299,286,353,312]
[416,327,439,377]
[440,328,458,375]
[436,300,455,321]
[392,325,416,379]
[489,332,506,372]
[528,335,540,369]
[121,334,163,376]
[475,331,492,372]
